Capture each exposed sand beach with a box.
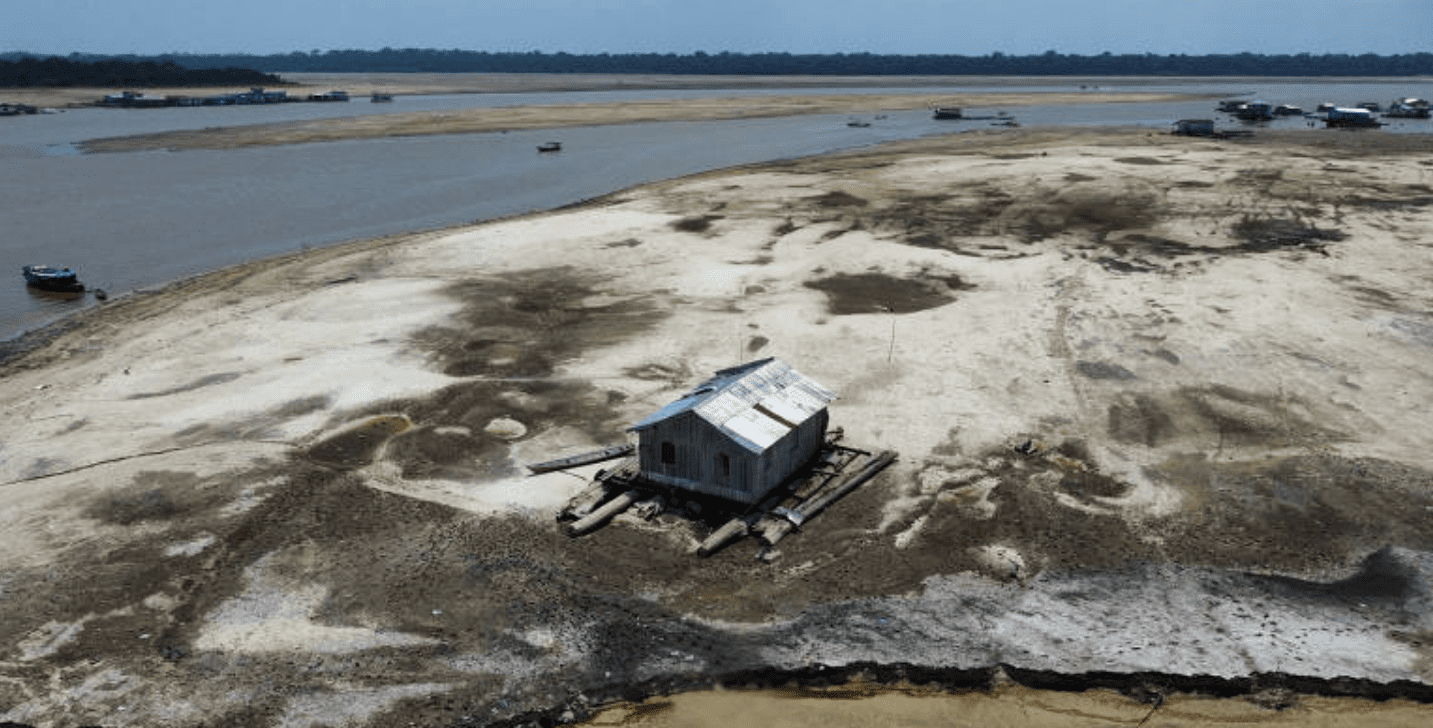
[2,126,1432,725]
[76,89,1212,153]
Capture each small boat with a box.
[22,265,84,292]
[370,92,394,103]
[537,141,562,152]
[846,120,871,128]
[1273,104,1303,116]
[932,106,963,120]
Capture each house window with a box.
[716,453,730,482]
[660,441,676,465]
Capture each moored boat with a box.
[1325,107,1383,128]
[1234,101,1274,121]
[22,265,84,292]
[537,141,562,152]
[1384,99,1430,119]
[931,106,962,120]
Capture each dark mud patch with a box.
[304,415,412,470]
[875,181,1160,245]
[415,267,667,380]
[1114,156,1172,165]
[1231,215,1346,254]
[1107,233,1202,258]
[604,238,643,248]
[809,190,869,207]
[1075,361,1136,380]
[671,215,722,233]
[0,461,292,649]
[1150,453,1433,571]
[1150,348,1181,364]
[869,434,1433,584]
[83,470,221,526]
[1264,546,1415,604]
[383,424,512,480]
[1063,173,1098,182]
[1106,385,1341,449]
[803,271,970,315]
[746,335,769,353]
[731,254,774,265]
[366,378,631,480]
[270,394,330,418]
[1346,284,1400,310]
[1340,194,1433,212]
[128,371,241,399]
[1107,393,1177,447]
[864,189,1013,250]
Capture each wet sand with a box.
[582,682,1430,728]
[2,127,1432,726]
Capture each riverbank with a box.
[0,70,1232,110]
[2,127,1432,726]
[77,89,1213,152]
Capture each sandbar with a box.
[1,127,1432,726]
[77,89,1214,153]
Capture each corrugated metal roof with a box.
[629,358,836,453]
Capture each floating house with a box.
[1386,98,1431,119]
[101,91,169,108]
[1326,107,1382,128]
[628,357,835,505]
[1235,101,1274,121]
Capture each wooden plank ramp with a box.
[526,444,635,475]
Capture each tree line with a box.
[0,56,280,87]
[4,49,1432,78]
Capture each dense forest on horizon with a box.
[3,49,1432,77]
[0,56,280,87]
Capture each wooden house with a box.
[628,357,836,505]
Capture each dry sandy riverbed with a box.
[2,127,1433,726]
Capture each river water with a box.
[2,77,1429,341]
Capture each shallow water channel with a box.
[1,77,1428,341]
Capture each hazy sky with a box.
[6,0,1430,56]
